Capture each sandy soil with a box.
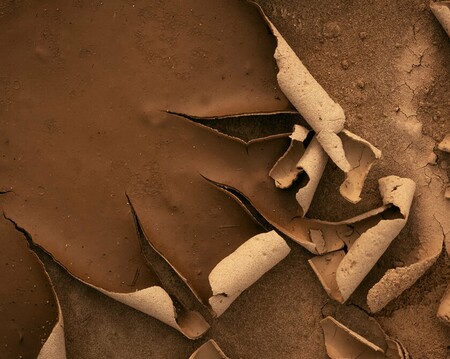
[1,0,449,358]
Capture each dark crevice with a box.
[200,175,274,231]
[167,110,307,142]
[3,212,40,252]
[348,302,372,317]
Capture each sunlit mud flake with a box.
[269,125,329,215]
[431,1,450,36]
[269,124,312,189]
[251,3,381,204]
[0,216,66,359]
[308,176,416,306]
[189,340,229,359]
[321,316,409,359]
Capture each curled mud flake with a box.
[269,124,328,215]
[95,286,209,339]
[366,180,448,313]
[269,124,311,189]
[295,137,328,215]
[189,340,229,359]
[308,176,416,304]
[208,231,290,316]
[252,3,381,202]
[0,216,66,359]
[309,251,345,302]
[321,316,409,359]
[437,134,450,152]
[431,1,450,37]
[339,130,382,203]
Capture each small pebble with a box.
[359,31,368,39]
[357,80,365,89]
[341,60,349,70]
[323,22,341,38]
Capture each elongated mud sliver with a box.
[0,215,66,359]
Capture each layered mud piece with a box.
[321,316,409,359]
[189,340,229,359]
[0,215,66,358]
[0,0,295,332]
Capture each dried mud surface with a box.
[1,0,449,358]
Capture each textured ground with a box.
[2,0,450,358]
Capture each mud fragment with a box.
[189,340,229,359]
[321,316,409,359]
[309,176,416,306]
[269,124,312,189]
[208,231,290,316]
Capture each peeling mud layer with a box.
[1,0,449,359]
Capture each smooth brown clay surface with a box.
[0,216,58,359]
[0,0,291,295]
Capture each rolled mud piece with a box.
[308,176,416,305]
[269,125,329,216]
[269,124,312,190]
[321,316,409,359]
[189,340,229,359]
[431,1,450,37]
[0,216,66,359]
